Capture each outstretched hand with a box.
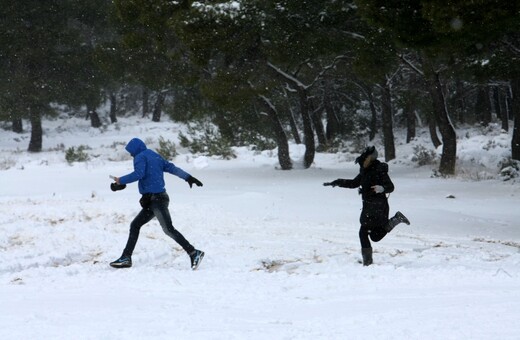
[323,179,340,187]
[109,175,126,191]
[110,182,126,192]
[187,176,203,188]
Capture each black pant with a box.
[122,192,195,257]
[359,200,389,248]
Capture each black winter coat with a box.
[334,160,394,202]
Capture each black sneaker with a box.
[110,255,132,268]
[189,250,204,270]
[395,211,410,225]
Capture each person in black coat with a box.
[324,146,410,266]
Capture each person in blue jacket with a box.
[324,146,410,266]
[109,138,204,270]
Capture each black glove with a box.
[110,182,126,192]
[323,179,341,187]
[187,176,203,188]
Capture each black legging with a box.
[122,192,195,257]
[358,200,389,248]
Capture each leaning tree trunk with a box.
[381,80,396,161]
[423,57,457,175]
[268,62,316,168]
[288,107,302,144]
[511,78,520,160]
[259,96,292,170]
[28,105,42,152]
[427,114,442,148]
[152,92,164,122]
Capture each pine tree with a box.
[355,0,520,173]
[0,1,84,151]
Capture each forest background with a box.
[1,0,520,176]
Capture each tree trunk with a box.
[476,86,492,126]
[109,92,118,123]
[28,105,42,152]
[380,80,396,161]
[288,107,302,144]
[267,62,314,168]
[12,117,23,133]
[142,87,149,118]
[423,56,457,175]
[511,78,520,160]
[366,89,378,141]
[259,96,292,170]
[506,85,513,123]
[324,103,340,142]
[486,86,494,124]
[309,99,327,151]
[427,114,442,148]
[87,104,102,128]
[405,72,418,143]
[298,88,315,168]
[493,86,502,119]
[455,79,466,124]
[152,92,164,122]
[404,97,416,143]
[494,87,509,132]
[323,85,339,141]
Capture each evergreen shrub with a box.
[65,145,90,164]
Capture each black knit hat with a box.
[355,146,378,164]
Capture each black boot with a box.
[189,249,205,270]
[361,248,373,266]
[110,255,132,268]
[385,211,410,232]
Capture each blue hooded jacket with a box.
[119,138,190,194]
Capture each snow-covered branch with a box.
[267,62,308,90]
[502,39,520,56]
[308,55,350,88]
[192,1,242,19]
[398,54,424,77]
[268,55,349,91]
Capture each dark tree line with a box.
[0,0,519,174]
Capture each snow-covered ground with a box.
[1,116,519,339]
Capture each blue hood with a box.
[125,138,147,157]
[118,137,192,194]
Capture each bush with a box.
[411,145,436,166]
[179,121,236,159]
[65,145,90,164]
[0,157,16,170]
[156,136,177,160]
[499,157,520,181]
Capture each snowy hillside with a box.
[1,116,519,339]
